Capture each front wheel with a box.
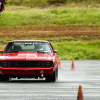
[51,68,57,82]
[0,74,3,81]
[46,67,58,82]
[0,75,9,82]
[51,72,56,82]
[45,75,52,82]
[56,67,58,79]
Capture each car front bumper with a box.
[0,67,54,76]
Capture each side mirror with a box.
[53,50,57,53]
[0,50,3,53]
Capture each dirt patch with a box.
[0,25,100,42]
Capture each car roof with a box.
[8,40,49,43]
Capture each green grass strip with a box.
[1,7,100,27]
[51,41,100,60]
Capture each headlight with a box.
[44,61,53,67]
[2,61,8,67]
[14,62,19,67]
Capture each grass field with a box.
[52,41,100,60]
[1,6,100,27]
[6,0,100,8]
[0,5,100,60]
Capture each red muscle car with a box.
[0,40,58,82]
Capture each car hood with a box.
[0,51,54,61]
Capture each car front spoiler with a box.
[0,67,54,75]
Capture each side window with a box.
[4,43,13,52]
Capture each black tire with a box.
[46,67,58,82]
[0,75,9,82]
[56,67,58,80]
[3,76,9,82]
[0,74,3,81]
[46,75,51,82]
[51,70,56,82]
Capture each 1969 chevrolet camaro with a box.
[0,40,58,82]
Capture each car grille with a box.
[0,61,53,68]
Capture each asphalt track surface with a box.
[0,60,100,100]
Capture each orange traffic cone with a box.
[58,57,62,69]
[77,85,84,100]
[71,58,75,70]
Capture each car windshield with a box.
[4,42,52,53]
